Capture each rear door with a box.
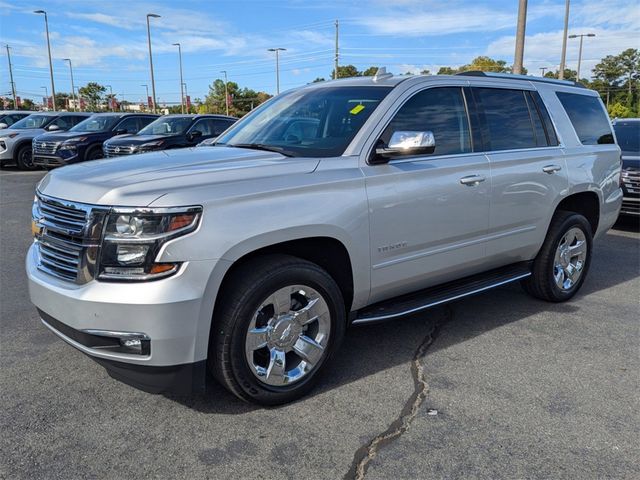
[469,86,568,263]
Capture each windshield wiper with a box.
[229,143,295,157]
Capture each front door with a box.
[362,86,491,303]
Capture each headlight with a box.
[98,206,202,281]
[139,140,164,150]
[0,133,18,141]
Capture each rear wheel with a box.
[210,255,345,405]
[16,144,36,170]
[86,146,103,161]
[522,211,592,302]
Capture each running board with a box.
[353,262,532,325]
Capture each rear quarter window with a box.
[556,92,614,145]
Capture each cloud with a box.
[66,12,132,29]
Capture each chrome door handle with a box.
[459,174,486,186]
[542,164,562,174]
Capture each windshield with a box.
[614,122,640,154]
[10,115,52,129]
[70,115,121,132]
[216,86,392,157]
[138,116,193,136]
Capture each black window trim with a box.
[528,90,559,146]
[368,85,476,164]
[467,85,563,154]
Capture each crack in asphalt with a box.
[345,306,453,480]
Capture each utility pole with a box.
[569,33,595,81]
[539,67,548,76]
[63,58,76,111]
[34,10,56,111]
[106,84,114,111]
[146,13,161,113]
[172,43,185,113]
[220,70,229,116]
[141,84,149,111]
[5,45,17,108]
[334,19,339,80]
[559,0,570,79]
[513,0,527,74]
[41,86,48,110]
[268,48,286,95]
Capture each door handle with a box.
[459,174,486,186]
[542,164,562,174]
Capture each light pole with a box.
[559,0,570,79]
[105,84,114,111]
[568,33,595,81]
[539,67,548,76]
[41,86,48,110]
[146,13,161,113]
[62,58,76,111]
[267,48,286,95]
[172,43,185,114]
[34,10,56,111]
[513,0,528,75]
[220,70,229,116]
[182,82,189,112]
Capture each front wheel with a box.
[86,146,104,161]
[210,255,345,405]
[16,144,36,170]
[522,211,593,302]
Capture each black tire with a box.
[522,210,593,302]
[16,144,36,170]
[210,254,346,405]
[86,146,104,161]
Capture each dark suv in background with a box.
[33,113,158,168]
[613,118,640,216]
[103,114,237,157]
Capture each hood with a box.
[37,146,320,206]
[0,127,45,138]
[106,134,178,146]
[621,154,639,169]
[36,131,101,142]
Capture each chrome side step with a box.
[353,262,532,325]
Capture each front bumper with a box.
[33,154,70,168]
[27,244,224,392]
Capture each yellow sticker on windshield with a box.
[350,104,365,115]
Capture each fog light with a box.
[116,244,149,264]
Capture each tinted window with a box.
[213,119,235,135]
[556,92,614,145]
[11,115,52,129]
[524,93,547,147]
[51,116,73,130]
[139,116,157,130]
[473,88,536,151]
[613,121,640,155]
[217,86,391,158]
[115,117,141,133]
[382,87,471,156]
[529,91,558,146]
[139,116,193,135]
[71,115,121,132]
[190,119,219,136]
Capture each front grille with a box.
[621,198,640,215]
[621,168,640,196]
[33,140,61,155]
[34,194,108,283]
[104,144,137,157]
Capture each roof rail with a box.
[456,71,585,88]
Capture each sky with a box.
[0,0,638,106]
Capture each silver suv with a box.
[27,72,622,405]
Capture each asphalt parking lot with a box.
[1,168,639,480]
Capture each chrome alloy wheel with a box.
[244,285,331,386]
[553,227,587,291]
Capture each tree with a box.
[360,66,380,76]
[55,92,71,111]
[312,77,326,83]
[332,65,360,79]
[618,48,640,97]
[437,66,457,75]
[21,98,35,110]
[202,78,271,117]
[437,57,512,75]
[78,82,106,111]
[608,102,633,118]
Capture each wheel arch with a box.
[554,190,600,235]
[12,139,33,161]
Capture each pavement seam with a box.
[345,306,452,480]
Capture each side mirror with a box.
[373,131,436,163]
[114,128,128,135]
[0,123,8,129]
[47,124,61,131]
[188,130,203,141]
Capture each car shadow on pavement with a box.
[165,225,639,413]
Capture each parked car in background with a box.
[0,112,90,170]
[28,72,621,405]
[32,113,158,169]
[103,114,237,157]
[0,110,31,129]
[613,118,640,216]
